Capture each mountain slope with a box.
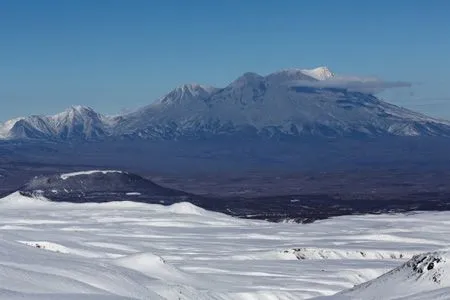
[1,67,450,141]
[112,84,219,138]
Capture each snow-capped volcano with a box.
[114,67,450,139]
[1,67,450,141]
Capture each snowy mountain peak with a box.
[66,105,95,113]
[178,83,213,91]
[301,66,335,80]
[51,105,102,126]
[54,105,98,120]
[158,83,217,105]
[265,69,318,84]
[265,66,334,83]
[230,72,265,88]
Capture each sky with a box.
[1,0,450,121]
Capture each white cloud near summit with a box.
[291,75,412,94]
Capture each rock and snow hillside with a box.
[1,67,450,141]
[21,170,191,203]
[0,192,450,299]
[325,251,450,300]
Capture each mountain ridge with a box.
[1,67,450,141]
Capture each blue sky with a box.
[1,0,450,121]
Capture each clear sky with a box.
[1,0,450,121]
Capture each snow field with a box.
[0,193,449,299]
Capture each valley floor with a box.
[0,193,450,299]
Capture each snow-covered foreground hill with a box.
[1,192,450,299]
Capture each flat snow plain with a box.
[1,192,450,299]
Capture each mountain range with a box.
[2,66,450,141]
